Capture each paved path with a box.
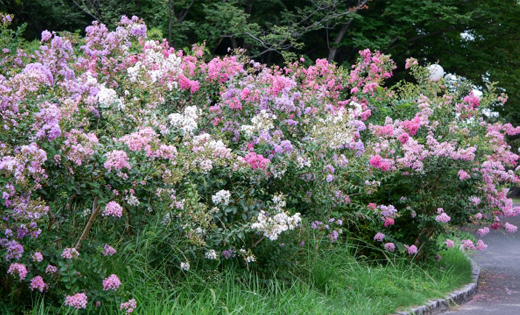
[444,215,520,315]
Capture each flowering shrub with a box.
[1,12,519,312]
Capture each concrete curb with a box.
[395,257,480,315]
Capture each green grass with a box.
[32,234,473,315]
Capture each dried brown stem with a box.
[253,235,265,248]
[75,197,100,250]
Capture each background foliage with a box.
[2,0,520,131]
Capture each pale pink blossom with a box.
[405,58,418,69]
[102,201,123,218]
[405,244,418,255]
[461,239,476,250]
[458,170,470,180]
[120,299,137,314]
[102,244,117,256]
[374,232,385,242]
[476,240,487,251]
[64,293,88,309]
[435,212,451,223]
[102,274,121,291]
[61,247,79,259]
[505,222,518,233]
[32,252,43,262]
[46,265,58,274]
[384,243,395,252]
[477,227,489,237]
[104,150,131,171]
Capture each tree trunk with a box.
[168,0,174,44]
[328,21,352,63]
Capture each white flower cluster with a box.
[212,190,231,206]
[125,194,140,206]
[88,71,124,110]
[239,249,256,263]
[190,133,233,172]
[272,168,286,178]
[168,106,200,134]
[127,40,182,86]
[180,262,190,271]
[98,86,119,108]
[251,211,301,241]
[240,110,276,137]
[193,134,232,158]
[312,108,356,149]
[205,249,217,260]
[251,194,301,241]
[199,159,213,172]
[161,212,171,225]
[296,156,311,169]
[347,101,363,120]
[271,194,286,212]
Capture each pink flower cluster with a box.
[369,155,390,171]
[461,239,487,251]
[104,150,131,171]
[46,264,58,274]
[102,201,123,218]
[30,275,46,292]
[348,49,395,96]
[404,244,418,255]
[32,251,43,262]
[178,73,200,93]
[64,293,88,309]
[463,92,480,109]
[62,130,99,166]
[61,247,79,259]
[477,227,490,237]
[397,132,409,145]
[102,274,121,291]
[374,232,385,242]
[384,243,395,252]
[7,263,27,281]
[505,222,518,233]
[120,299,137,314]
[435,209,451,223]
[102,244,117,256]
[476,240,488,251]
[405,58,418,69]
[244,152,270,170]
[458,170,470,180]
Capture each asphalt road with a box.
[444,215,520,315]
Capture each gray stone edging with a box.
[395,257,480,315]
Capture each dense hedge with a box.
[1,14,519,312]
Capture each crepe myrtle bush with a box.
[1,12,519,311]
